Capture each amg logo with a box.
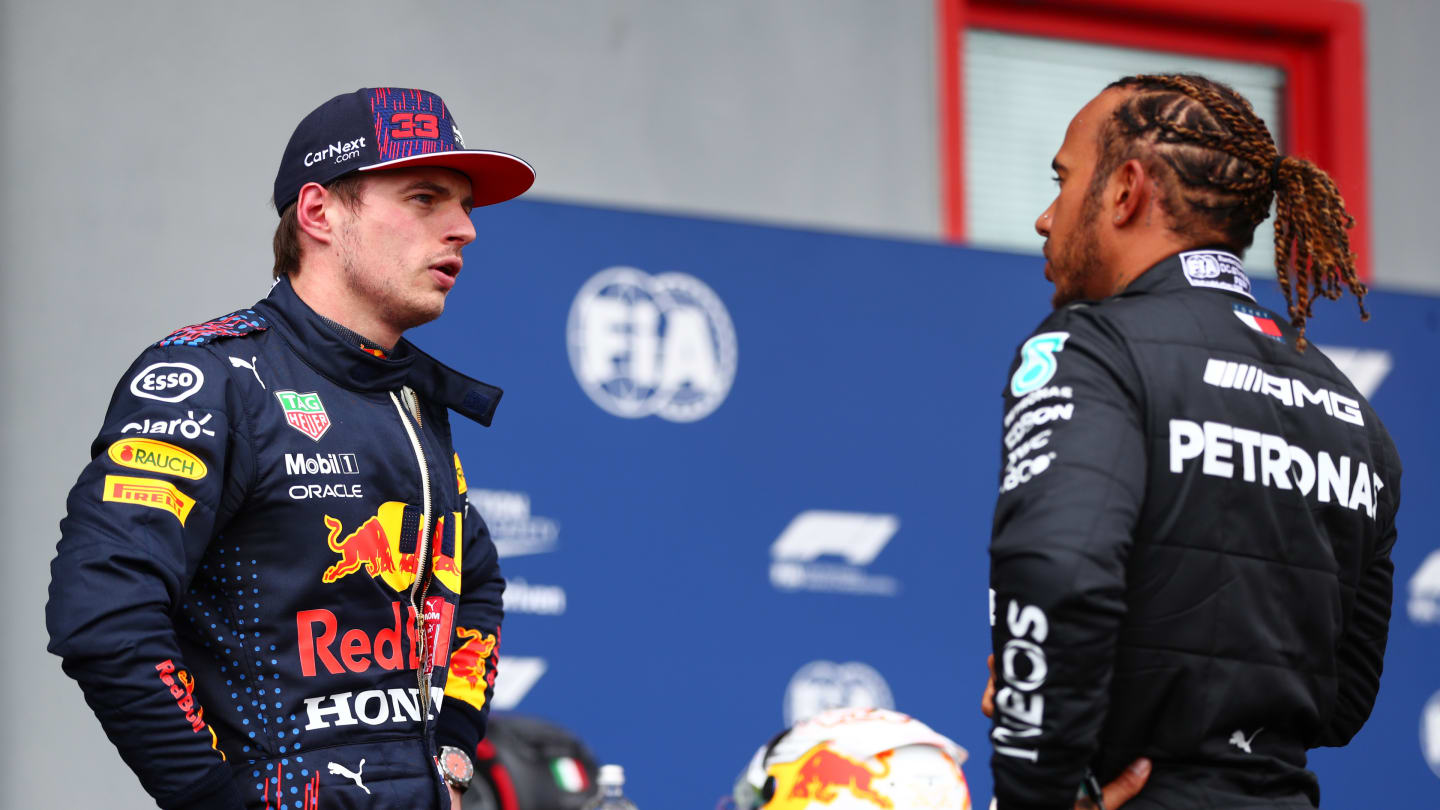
[1203,358,1363,426]
[285,453,359,476]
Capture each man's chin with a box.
[395,299,447,332]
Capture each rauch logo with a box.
[108,438,207,480]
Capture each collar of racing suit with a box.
[256,275,505,426]
[1115,246,1255,302]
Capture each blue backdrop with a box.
[411,199,1440,808]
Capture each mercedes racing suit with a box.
[988,250,1401,809]
[47,276,506,810]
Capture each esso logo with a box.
[566,267,737,422]
[130,362,205,403]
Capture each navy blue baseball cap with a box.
[273,87,534,215]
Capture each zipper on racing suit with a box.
[390,386,437,724]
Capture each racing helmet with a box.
[462,713,599,810]
[732,707,971,810]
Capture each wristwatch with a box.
[438,745,474,793]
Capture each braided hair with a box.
[1098,73,1367,350]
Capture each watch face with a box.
[441,746,475,784]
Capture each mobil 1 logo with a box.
[285,453,360,476]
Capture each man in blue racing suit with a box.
[47,87,535,810]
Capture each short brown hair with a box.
[271,174,369,279]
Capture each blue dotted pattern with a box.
[179,542,309,804]
[157,309,268,347]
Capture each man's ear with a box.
[295,182,337,246]
[1110,158,1148,227]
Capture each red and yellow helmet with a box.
[733,708,971,810]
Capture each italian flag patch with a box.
[550,757,590,791]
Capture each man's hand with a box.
[983,653,996,718]
[982,654,1153,809]
[450,785,463,809]
[1078,758,1151,809]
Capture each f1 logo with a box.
[770,511,899,565]
[389,112,440,139]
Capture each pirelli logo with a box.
[102,475,196,526]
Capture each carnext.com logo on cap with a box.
[304,136,367,168]
[567,266,738,422]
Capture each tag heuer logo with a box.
[275,390,331,441]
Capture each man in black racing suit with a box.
[986,75,1400,809]
[47,87,535,810]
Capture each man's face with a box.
[1035,90,1122,309]
[334,167,476,336]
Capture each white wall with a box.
[1362,0,1440,293]
[0,1,1430,806]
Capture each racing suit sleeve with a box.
[988,309,1146,810]
[438,498,505,758]
[1318,461,1401,746]
[46,346,248,810]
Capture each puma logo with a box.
[1228,728,1263,754]
[229,356,265,389]
[327,759,370,794]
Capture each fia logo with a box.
[567,267,737,422]
[783,660,895,728]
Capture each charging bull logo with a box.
[321,502,462,593]
[443,626,498,711]
[768,744,894,809]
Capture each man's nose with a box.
[1035,206,1054,238]
[447,205,477,246]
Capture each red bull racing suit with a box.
[47,276,505,810]
[988,250,1401,809]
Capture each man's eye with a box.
[1051,175,1062,186]
[412,194,434,204]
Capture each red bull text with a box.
[156,659,225,760]
[296,599,454,677]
